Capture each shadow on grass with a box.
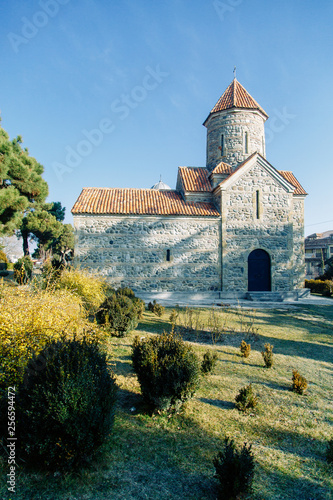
[255,422,327,461]
[259,380,289,391]
[255,454,331,500]
[200,398,235,410]
[117,387,142,413]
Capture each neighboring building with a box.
[305,231,333,279]
[0,235,24,263]
[72,78,308,299]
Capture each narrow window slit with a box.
[256,190,260,219]
[220,134,224,156]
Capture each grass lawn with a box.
[1,303,332,499]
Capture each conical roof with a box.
[204,78,268,125]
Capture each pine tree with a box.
[0,119,48,238]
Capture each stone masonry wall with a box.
[220,163,296,292]
[292,197,306,288]
[206,109,266,171]
[73,215,221,292]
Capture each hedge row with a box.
[305,279,333,297]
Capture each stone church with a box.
[72,78,307,300]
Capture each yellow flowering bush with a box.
[0,282,102,389]
[54,268,107,315]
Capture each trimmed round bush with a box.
[132,332,200,411]
[13,256,33,284]
[17,339,117,469]
[96,293,138,336]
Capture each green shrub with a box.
[326,438,333,464]
[213,436,255,500]
[132,332,200,411]
[148,300,165,317]
[292,370,308,395]
[96,293,138,337]
[117,287,145,319]
[235,383,258,412]
[201,350,218,374]
[240,340,251,358]
[261,343,274,368]
[305,279,333,297]
[17,338,117,469]
[169,309,178,325]
[13,256,33,284]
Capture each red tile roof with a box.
[71,188,220,216]
[210,161,233,176]
[279,171,307,195]
[204,79,268,124]
[178,167,212,192]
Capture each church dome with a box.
[151,177,171,190]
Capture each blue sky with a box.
[0,0,332,235]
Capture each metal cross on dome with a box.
[233,66,236,79]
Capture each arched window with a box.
[166,249,171,262]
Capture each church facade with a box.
[72,79,307,298]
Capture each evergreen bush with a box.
[213,436,255,500]
[169,309,178,326]
[96,293,138,337]
[240,340,251,358]
[132,332,200,411]
[292,370,308,394]
[261,343,274,368]
[148,300,165,317]
[13,256,33,284]
[201,350,218,374]
[117,287,145,319]
[235,383,258,412]
[17,338,117,469]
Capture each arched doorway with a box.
[248,249,271,291]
